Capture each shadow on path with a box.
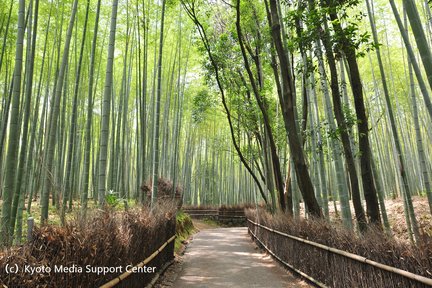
[172,227,309,288]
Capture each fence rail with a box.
[182,209,219,220]
[99,235,176,288]
[247,219,432,287]
[183,208,246,225]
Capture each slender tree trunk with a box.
[82,0,101,216]
[140,0,149,192]
[0,0,13,74]
[389,0,432,120]
[310,67,329,218]
[235,0,285,211]
[325,2,381,226]
[151,0,166,205]
[1,0,25,245]
[366,0,418,234]
[410,54,432,214]
[25,1,50,216]
[267,0,321,217]
[11,0,40,237]
[319,22,367,231]
[62,0,90,223]
[403,0,432,92]
[172,20,189,199]
[181,1,269,204]
[98,0,119,206]
[41,0,78,222]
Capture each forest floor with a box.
[382,196,432,240]
[5,196,431,243]
[300,196,432,242]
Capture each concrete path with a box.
[172,227,309,288]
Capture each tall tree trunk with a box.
[366,0,418,235]
[82,0,102,216]
[319,21,367,231]
[11,0,40,237]
[389,0,432,120]
[139,0,149,193]
[267,0,321,217]
[41,0,78,222]
[1,0,25,245]
[403,0,432,92]
[172,18,188,199]
[410,54,432,214]
[325,2,381,226]
[62,0,90,223]
[98,0,119,206]
[151,0,166,205]
[0,0,13,74]
[318,68,353,226]
[25,1,51,215]
[235,0,285,211]
[310,67,329,218]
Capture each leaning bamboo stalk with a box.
[99,235,176,288]
[247,219,432,286]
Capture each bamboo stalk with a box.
[247,219,432,286]
[99,235,176,288]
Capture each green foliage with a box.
[191,89,216,123]
[282,0,374,61]
[323,104,357,146]
[342,104,358,129]
[175,210,195,252]
[105,190,125,208]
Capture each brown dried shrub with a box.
[140,177,182,208]
[246,208,432,288]
[0,203,176,288]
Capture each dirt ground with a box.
[153,219,220,288]
[303,196,432,242]
[154,226,311,288]
[191,219,219,231]
[383,196,432,241]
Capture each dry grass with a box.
[246,208,432,288]
[384,196,432,240]
[141,178,182,207]
[0,203,176,288]
[300,196,432,242]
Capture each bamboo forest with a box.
[0,0,432,287]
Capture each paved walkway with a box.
[172,227,309,288]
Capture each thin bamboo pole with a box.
[249,227,327,288]
[99,235,176,288]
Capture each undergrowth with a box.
[175,210,195,253]
[246,208,432,288]
[202,218,220,227]
[0,203,177,288]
